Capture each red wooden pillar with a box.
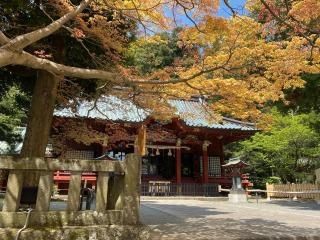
[202,141,210,183]
[219,141,225,177]
[176,139,182,184]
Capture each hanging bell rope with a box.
[136,124,146,156]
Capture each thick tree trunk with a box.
[20,33,64,187]
[21,70,60,186]
[21,70,59,157]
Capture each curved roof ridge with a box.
[54,96,257,131]
[222,116,256,127]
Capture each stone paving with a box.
[140,199,320,240]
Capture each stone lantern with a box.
[222,157,249,203]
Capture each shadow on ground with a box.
[141,201,230,225]
[140,201,320,240]
[265,199,320,211]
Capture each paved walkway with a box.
[140,199,320,240]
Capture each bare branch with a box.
[223,0,236,17]
[1,0,94,51]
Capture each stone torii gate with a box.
[0,153,140,222]
[0,125,149,239]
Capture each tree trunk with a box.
[20,34,64,187]
[21,70,60,186]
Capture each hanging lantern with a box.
[156,148,160,156]
[168,149,172,156]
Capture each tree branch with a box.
[136,46,236,85]
[259,0,319,46]
[0,31,10,45]
[223,0,236,17]
[0,49,121,82]
[1,46,236,86]
[0,27,237,87]
[260,0,293,30]
[39,5,104,68]
[1,0,94,51]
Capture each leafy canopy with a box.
[1,0,320,151]
[1,0,319,123]
[237,111,320,186]
[0,86,28,146]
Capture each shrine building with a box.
[51,96,257,195]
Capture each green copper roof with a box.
[169,100,256,131]
[222,157,249,168]
[54,96,257,131]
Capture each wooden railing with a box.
[0,154,141,228]
[141,182,219,196]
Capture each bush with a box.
[266,176,282,184]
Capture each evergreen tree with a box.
[0,86,29,147]
[230,111,320,188]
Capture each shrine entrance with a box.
[50,99,257,198]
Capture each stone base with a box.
[228,191,247,203]
[0,225,159,240]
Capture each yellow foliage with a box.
[40,0,320,124]
[131,12,315,123]
[289,0,320,24]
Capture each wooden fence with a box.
[0,154,141,228]
[266,183,320,200]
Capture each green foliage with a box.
[230,111,320,188]
[0,86,29,147]
[124,28,193,75]
[266,176,282,184]
[0,0,137,148]
[276,73,320,114]
[124,33,174,74]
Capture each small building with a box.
[52,96,257,195]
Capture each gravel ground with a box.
[140,199,320,240]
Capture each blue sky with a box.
[168,0,247,28]
[218,0,247,18]
[142,0,247,35]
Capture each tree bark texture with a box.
[21,70,60,186]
